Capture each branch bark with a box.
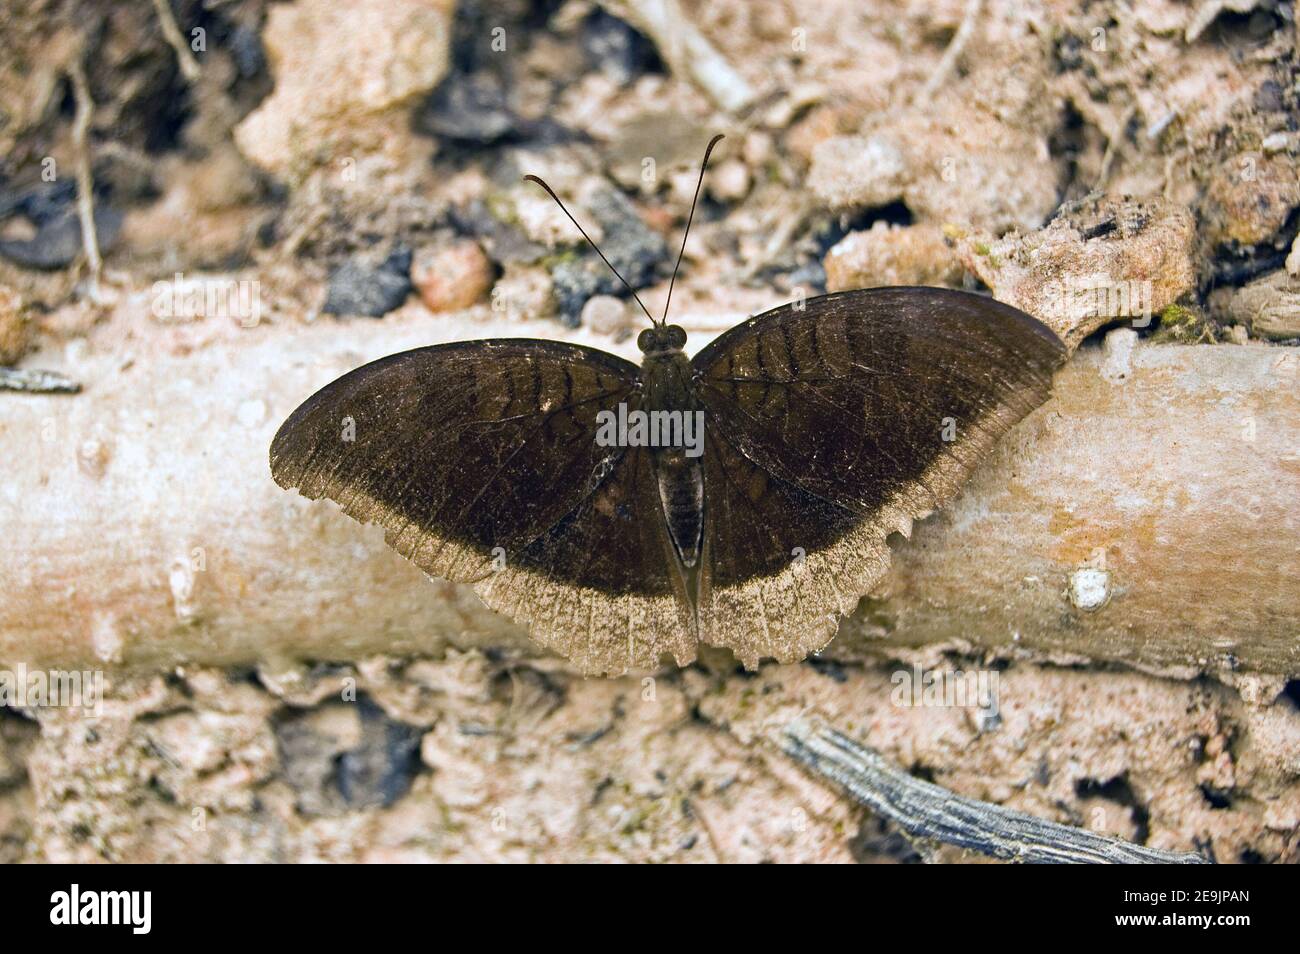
[0,308,1295,675]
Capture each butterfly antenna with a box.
[661,133,724,326]
[522,174,659,327]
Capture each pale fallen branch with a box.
[782,722,1210,864]
[0,308,1295,675]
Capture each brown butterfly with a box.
[270,136,1066,675]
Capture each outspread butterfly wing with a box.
[270,340,695,674]
[692,287,1068,667]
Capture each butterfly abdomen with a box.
[653,449,704,569]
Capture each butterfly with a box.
[270,135,1066,675]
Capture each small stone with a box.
[513,188,593,247]
[233,0,453,179]
[420,71,517,145]
[322,249,412,318]
[808,135,907,210]
[1262,132,1289,154]
[667,170,699,207]
[1203,151,1300,247]
[168,557,199,622]
[1068,567,1111,612]
[784,103,855,166]
[582,9,660,86]
[708,159,751,203]
[581,295,632,338]
[1218,269,1300,340]
[1100,328,1138,383]
[0,207,123,271]
[824,223,962,291]
[604,109,717,192]
[0,284,29,365]
[450,200,547,266]
[491,264,555,322]
[411,240,493,312]
[955,195,1198,349]
[742,131,774,168]
[1286,233,1300,277]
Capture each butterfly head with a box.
[637,323,687,355]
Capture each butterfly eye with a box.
[637,328,657,352]
[665,325,687,349]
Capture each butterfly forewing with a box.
[272,340,636,580]
[691,287,1067,666]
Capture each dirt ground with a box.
[0,0,1297,862]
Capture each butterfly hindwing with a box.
[691,287,1067,666]
[476,440,699,673]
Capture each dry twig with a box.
[599,0,756,112]
[915,0,983,104]
[783,722,1210,864]
[151,0,202,82]
[67,57,103,302]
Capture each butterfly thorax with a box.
[639,343,706,572]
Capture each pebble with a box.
[1204,151,1300,246]
[708,159,751,203]
[582,9,660,86]
[1068,567,1111,612]
[0,284,28,365]
[411,240,494,312]
[824,222,962,291]
[808,135,907,210]
[580,294,632,338]
[0,207,123,271]
[450,200,547,266]
[421,71,517,145]
[491,264,555,322]
[322,247,412,317]
[233,0,452,177]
